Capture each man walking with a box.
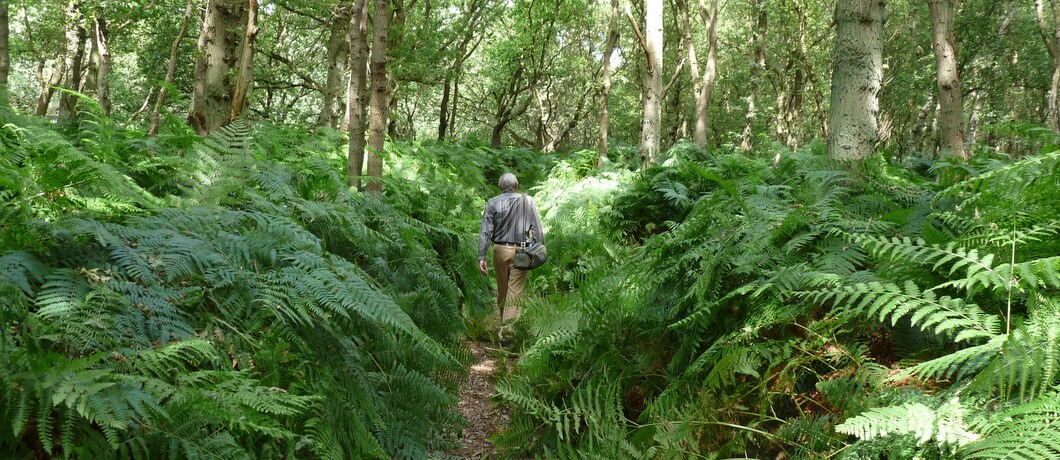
[478,172,545,322]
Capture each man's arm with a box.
[478,200,494,261]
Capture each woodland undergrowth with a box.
[499,133,1060,459]
[0,102,545,458]
[3,99,1059,460]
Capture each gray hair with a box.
[498,173,519,191]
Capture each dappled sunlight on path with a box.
[454,341,509,459]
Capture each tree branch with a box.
[624,5,651,71]
[265,51,324,92]
[278,2,328,26]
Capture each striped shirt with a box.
[478,191,545,261]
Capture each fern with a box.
[960,394,1060,459]
[847,233,1009,291]
[807,280,1001,342]
[900,334,1005,382]
[1,120,473,457]
[836,398,981,449]
[967,311,1060,401]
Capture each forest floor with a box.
[453,340,510,459]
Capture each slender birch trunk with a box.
[928,0,966,159]
[598,0,619,165]
[150,0,195,135]
[640,0,664,166]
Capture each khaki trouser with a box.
[492,245,527,322]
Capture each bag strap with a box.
[518,194,529,246]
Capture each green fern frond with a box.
[960,395,1060,460]
[901,334,1005,382]
[836,397,981,448]
[847,233,1006,290]
[807,281,1000,342]
[968,316,1060,401]
[936,148,1060,203]
[0,251,46,297]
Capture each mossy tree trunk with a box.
[318,4,351,128]
[190,0,246,135]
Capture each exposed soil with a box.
[453,340,509,459]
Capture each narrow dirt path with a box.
[454,340,509,459]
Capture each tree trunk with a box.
[190,0,246,135]
[488,63,533,149]
[740,4,766,152]
[318,4,352,128]
[86,21,99,98]
[438,0,488,142]
[365,0,392,191]
[58,1,87,119]
[967,90,985,145]
[777,4,810,149]
[928,0,966,159]
[0,0,9,95]
[827,0,884,163]
[347,0,370,188]
[1035,0,1060,131]
[230,0,259,121]
[968,0,1016,145]
[487,110,508,149]
[598,0,619,164]
[545,85,590,152]
[36,62,65,116]
[449,77,460,140]
[906,94,934,156]
[680,0,718,149]
[150,0,195,136]
[437,79,451,141]
[640,0,664,166]
[94,17,112,115]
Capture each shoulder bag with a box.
[512,194,548,270]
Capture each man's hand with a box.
[479,260,489,276]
